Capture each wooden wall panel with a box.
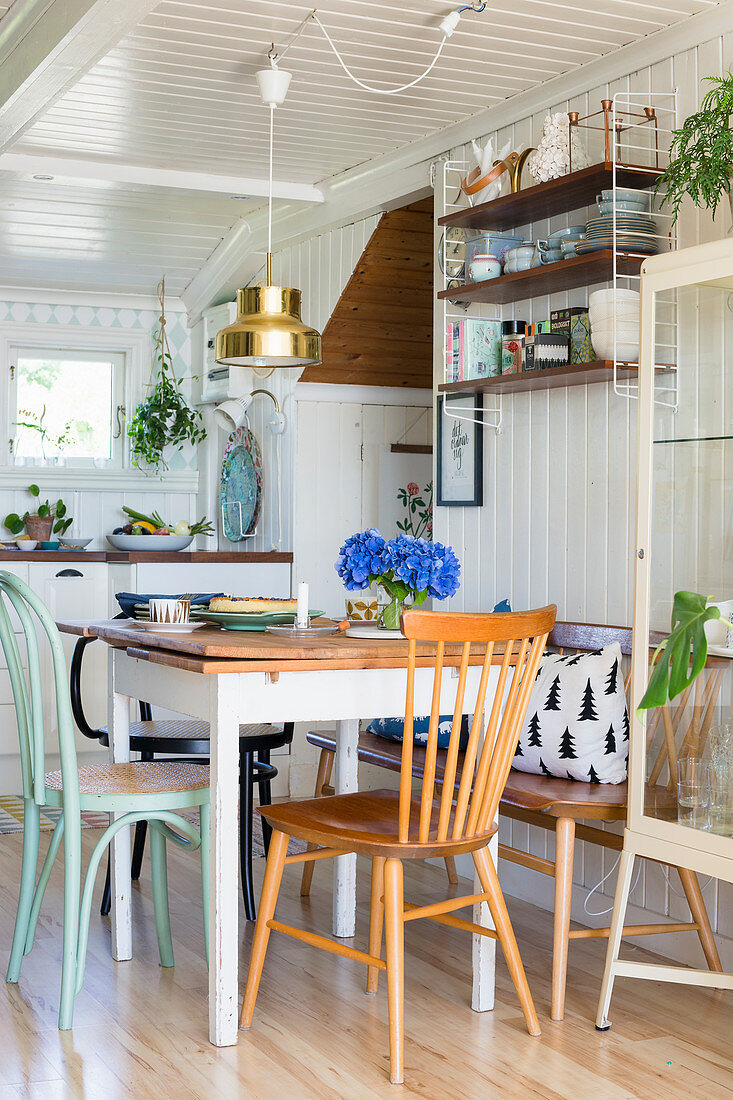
[301,198,433,389]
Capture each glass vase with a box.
[377,588,413,632]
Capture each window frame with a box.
[10,344,126,467]
[0,323,150,472]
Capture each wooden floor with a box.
[1,829,732,1099]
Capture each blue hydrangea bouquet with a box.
[335,528,461,630]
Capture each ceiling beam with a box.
[0,152,325,202]
[0,0,161,152]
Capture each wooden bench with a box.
[303,620,723,1020]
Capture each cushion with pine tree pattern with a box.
[512,642,629,784]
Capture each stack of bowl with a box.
[588,288,640,361]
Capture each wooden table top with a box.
[56,618,510,675]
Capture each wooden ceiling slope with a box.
[301,197,432,389]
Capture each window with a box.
[9,345,125,466]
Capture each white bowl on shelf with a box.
[106,534,194,552]
[591,333,640,361]
[585,301,638,321]
[589,288,640,308]
[14,538,38,550]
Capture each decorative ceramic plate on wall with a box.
[220,425,262,541]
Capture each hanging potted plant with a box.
[127,278,206,473]
[656,72,733,228]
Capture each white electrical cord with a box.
[312,12,448,95]
[267,104,274,260]
[583,852,642,918]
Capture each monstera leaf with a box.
[639,591,723,712]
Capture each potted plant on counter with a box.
[3,484,72,541]
[638,591,731,710]
[656,72,733,228]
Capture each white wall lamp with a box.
[214,388,285,435]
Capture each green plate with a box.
[191,609,324,631]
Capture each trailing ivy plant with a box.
[638,591,730,711]
[127,278,206,473]
[656,72,733,226]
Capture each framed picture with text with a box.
[436,393,483,507]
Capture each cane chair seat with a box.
[95,719,291,754]
[261,789,498,859]
[45,761,210,798]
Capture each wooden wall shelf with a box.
[438,162,663,233]
[437,251,647,306]
[439,362,676,395]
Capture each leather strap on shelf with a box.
[461,151,520,196]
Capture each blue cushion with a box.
[367,714,470,749]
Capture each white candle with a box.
[296,581,309,628]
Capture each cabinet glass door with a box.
[636,272,733,853]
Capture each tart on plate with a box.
[208,596,298,614]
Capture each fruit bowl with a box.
[106,534,194,551]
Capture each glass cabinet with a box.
[597,239,733,1024]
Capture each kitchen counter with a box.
[0,550,293,563]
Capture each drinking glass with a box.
[707,724,733,835]
[676,753,710,831]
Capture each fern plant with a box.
[656,72,733,226]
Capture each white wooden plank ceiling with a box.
[0,0,720,295]
[13,0,718,182]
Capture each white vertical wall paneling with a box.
[433,32,733,954]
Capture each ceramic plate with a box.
[345,624,405,640]
[127,620,206,632]
[576,239,659,255]
[191,609,324,631]
[220,425,262,542]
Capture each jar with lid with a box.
[501,320,526,375]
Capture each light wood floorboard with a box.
[0,829,731,1098]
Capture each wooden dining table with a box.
[57,618,509,1047]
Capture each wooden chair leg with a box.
[444,856,458,885]
[473,844,541,1037]
[130,820,148,881]
[100,856,111,917]
[6,799,40,983]
[240,829,289,1030]
[300,747,335,897]
[551,817,575,1021]
[677,865,723,972]
[366,856,386,994]
[383,857,405,1085]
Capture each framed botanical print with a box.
[436,393,483,507]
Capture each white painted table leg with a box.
[332,718,359,939]
[472,832,497,1011]
[208,674,241,1046]
[108,650,132,961]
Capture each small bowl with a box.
[597,199,648,216]
[59,536,92,549]
[598,188,648,205]
[548,225,586,242]
[40,540,60,550]
[14,538,38,550]
[467,254,502,282]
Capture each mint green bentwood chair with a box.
[0,571,211,1029]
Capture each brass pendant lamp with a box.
[215,66,321,371]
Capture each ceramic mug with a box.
[149,597,190,624]
[467,254,501,282]
[345,594,379,622]
[533,245,562,265]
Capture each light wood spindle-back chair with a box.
[240,605,556,1084]
[0,571,210,1030]
[304,620,723,1024]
